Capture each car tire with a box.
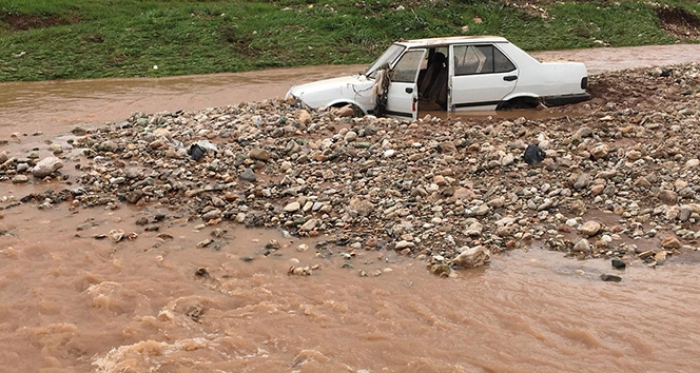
[500,97,539,110]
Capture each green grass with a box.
[0,0,698,81]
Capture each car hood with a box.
[287,75,373,108]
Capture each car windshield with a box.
[364,44,405,78]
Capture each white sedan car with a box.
[286,36,590,119]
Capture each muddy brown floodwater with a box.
[2,44,700,373]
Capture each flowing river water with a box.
[1,44,700,373]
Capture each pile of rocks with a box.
[1,62,699,273]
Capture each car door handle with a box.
[503,76,518,81]
[405,87,414,94]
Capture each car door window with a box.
[453,45,515,76]
[391,50,425,83]
[474,46,494,74]
[454,45,480,75]
[493,47,516,73]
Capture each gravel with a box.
[2,62,700,272]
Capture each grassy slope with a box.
[0,0,698,81]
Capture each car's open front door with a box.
[385,48,426,120]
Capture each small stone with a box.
[611,258,626,269]
[149,139,167,149]
[600,274,622,282]
[153,128,171,139]
[355,237,374,250]
[451,246,490,268]
[523,144,546,165]
[590,183,605,195]
[466,204,489,217]
[660,236,681,250]
[301,201,313,213]
[49,143,63,154]
[201,209,222,221]
[580,221,602,237]
[465,222,483,237]
[433,175,447,186]
[439,141,457,153]
[249,148,271,161]
[395,240,415,250]
[569,200,586,215]
[349,198,374,217]
[110,177,125,185]
[685,159,700,169]
[430,263,451,277]
[71,127,88,135]
[284,201,301,212]
[196,238,214,248]
[288,266,312,276]
[109,229,125,243]
[298,110,312,126]
[344,131,357,142]
[32,156,64,178]
[97,140,118,152]
[590,143,609,159]
[11,175,28,183]
[501,153,515,166]
[679,204,700,221]
[239,168,256,182]
[300,218,319,231]
[666,205,680,220]
[573,173,592,191]
[573,238,592,253]
[280,161,292,171]
[626,150,642,161]
[655,250,668,264]
[487,197,505,208]
[634,176,651,188]
[575,127,593,138]
[658,190,678,205]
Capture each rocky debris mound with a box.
[2,62,700,273]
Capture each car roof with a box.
[396,35,509,47]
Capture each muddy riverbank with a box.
[2,44,700,137]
